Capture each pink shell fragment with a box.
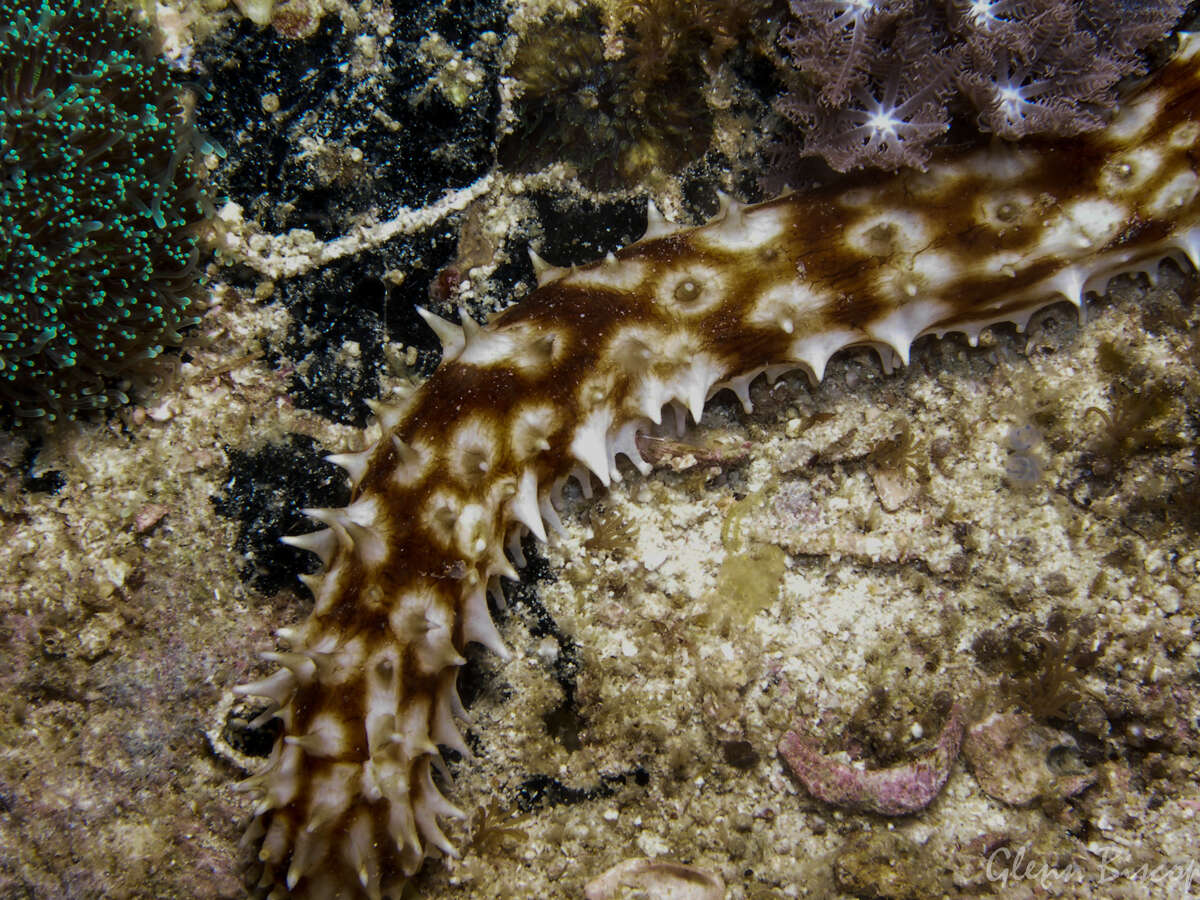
[778,703,965,816]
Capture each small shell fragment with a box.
[584,857,725,900]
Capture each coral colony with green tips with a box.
[0,0,206,420]
[3,1,1200,898]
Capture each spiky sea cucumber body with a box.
[237,35,1200,898]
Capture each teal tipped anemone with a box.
[0,0,208,421]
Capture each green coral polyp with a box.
[0,0,207,420]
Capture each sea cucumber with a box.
[234,34,1200,899]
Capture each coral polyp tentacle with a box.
[236,35,1200,897]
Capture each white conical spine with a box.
[416,307,466,357]
[280,527,337,566]
[712,190,733,220]
[508,468,547,541]
[326,448,373,487]
[366,397,408,431]
[1047,266,1087,309]
[261,650,318,684]
[723,369,760,413]
[528,247,569,285]
[538,489,566,537]
[611,418,652,477]
[457,305,482,344]
[413,760,463,856]
[641,199,680,240]
[506,525,528,566]
[1175,226,1200,267]
[234,667,297,706]
[431,677,471,759]
[676,355,725,423]
[390,435,421,469]
[462,585,509,659]
[570,406,614,486]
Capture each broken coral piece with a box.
[584,857,724,900]
[962,711,1096,806]
[635,431,751,472]
[778,703,965,815]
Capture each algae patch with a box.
[710,481,788,625]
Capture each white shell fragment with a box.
[584,858,725,900]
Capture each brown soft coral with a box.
[779,16,959,170]
[776,0,1186,172]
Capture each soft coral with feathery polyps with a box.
[777,0,1186,172]
[782,20,958,171]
